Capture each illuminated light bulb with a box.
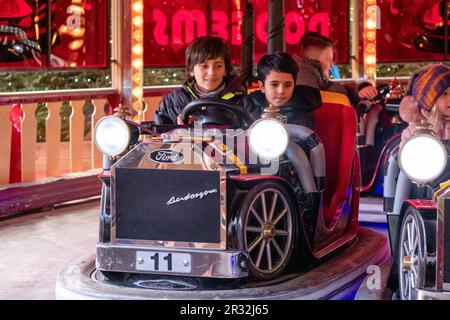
[64,27,86,38]
[69,27,86,37]
[133,58,143,69]
[366,0,376,4]
[132,87,143,98]
[366,7,376,17]
[66,4,85,15]
[133,101,142,110]
[133,1,143,13]
[365,18,376,30]
[132,44,143,55]
[365,55,376,65]
[133,73,142,84]
[366,67,375,76]
[133,30,143,41]
[366,31,376,41]
[366,43,376,53]
[69,39,84,50]
[133,16,143,27]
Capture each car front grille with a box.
[114,168,221,244]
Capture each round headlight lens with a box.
[399,134,447,183]
[248,118,289,161]
[94,116,130,157]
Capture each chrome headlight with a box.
[398,133,447,183]
[248,118,289,161]
[94,116,131,157]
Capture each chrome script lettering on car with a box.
[167,189,218,206]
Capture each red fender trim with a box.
[405,199,436,210]
[361,132,402,192]
[98,171,111,178]
[229,174,288,183]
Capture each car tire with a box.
[236,180,298,281]
[398,206,427,300]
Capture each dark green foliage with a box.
[3,63,447,143]
[143,68,186,86]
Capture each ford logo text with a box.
[149,150,184,164]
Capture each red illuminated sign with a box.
[150,9,329,46]
[2,0,448,70]
[144,0,350,67]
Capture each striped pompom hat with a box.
[407,64,450,111]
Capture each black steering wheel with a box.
[180,97,254,129]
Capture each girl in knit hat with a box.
[399,64,450,144]
[386,65,450,294]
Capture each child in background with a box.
[294,31,377,105]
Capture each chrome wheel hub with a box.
[263,223,277,239]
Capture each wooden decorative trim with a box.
[46,102,63,176]
[0,107,12,185]
[21,103,38,182]
[0,88,117,106]
[91,99,108,169]
[70,100,85,172]
[0,173,102,217]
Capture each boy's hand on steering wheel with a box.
[176,114,194,125]
[358,85,378,100]
[113,104,137,119]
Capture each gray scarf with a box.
[194,82,226,98]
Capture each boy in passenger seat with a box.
[242,51,321,129]
[243,51,324,232]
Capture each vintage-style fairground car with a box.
[357,80,407,195]
[384,123,450,299]
[414,0,450,53]
[0,0,56,65]
[93,93,360,284]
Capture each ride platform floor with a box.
[0,197,389,300]
[0,200,99,300]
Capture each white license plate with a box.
[136,251,191,273]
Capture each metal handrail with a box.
[143,85,181,96]
[0,86,183,106]
[0,88,118,105]
[0,77,413,106]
